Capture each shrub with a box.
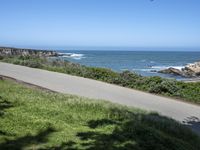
[18,55,31,60]
[26,61,42,68]
[149,80,179,95]
[12,59,22,65]
[118,71,141,87]
[120,71,141,80]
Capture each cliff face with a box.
[0,47,58,57]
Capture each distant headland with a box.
[0,46,58,57]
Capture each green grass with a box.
[1,56,200,104]
[0,79,200,150]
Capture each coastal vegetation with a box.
[0,79,200,149]
[1,55,200,104]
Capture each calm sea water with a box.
[57,51,200,80]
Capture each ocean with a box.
[57,51,200,80]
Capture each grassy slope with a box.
[1,56,200,104]
[0,79,200,150]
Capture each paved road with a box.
[0,62,200,135]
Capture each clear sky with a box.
[0,0,200,50]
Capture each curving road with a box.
[0,62,200,135]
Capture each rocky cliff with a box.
[0,47,58,57]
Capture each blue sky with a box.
[0,0,200,50]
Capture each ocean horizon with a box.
[57,50,200,80]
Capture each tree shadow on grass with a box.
[49,141,78,150]
[0,96,13,117]
[0,96,14,137]
[78,113,200,150]
[0,95,58,149]
[0,127,56,150]
[54,109,200,150]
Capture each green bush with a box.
[24,60,42,68]
[85,67,119,82]
[18,55,31,60]
[149,80,179,94]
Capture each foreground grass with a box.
[0,79,200,150]
[1,56,200,104]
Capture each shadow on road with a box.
[183,116,200,136]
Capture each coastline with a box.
[1,46,200,81]
[1,47,200,104]
[56,50,200,80]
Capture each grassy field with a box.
[1,56,200,104]
[0,79,200,150]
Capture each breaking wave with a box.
[132,65,185,73]
[58,53,85,60]
[150,65,184,70]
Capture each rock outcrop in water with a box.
[0,47,58,57]
[158,67,183,76]
[159,62,200,77]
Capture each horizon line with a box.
[1,45,200,51]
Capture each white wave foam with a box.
[132,65,185,73]
[120,68,129,71]
[140,59,146,62]
[151,66,184,70]
[58,53,85,60]
[132,68,156,72]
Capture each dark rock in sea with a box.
[182,62,200,77]
[158,67,183,76]
[159,61,200,78]
[150,70,157,72]
[0,47,58,57]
